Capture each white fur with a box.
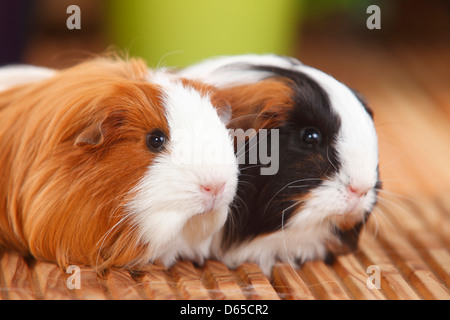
[180,54,379,275]
[0,65,55,91]
[126,71,238,267]
[179,54,298,88]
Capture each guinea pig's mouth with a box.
[199,192,229,214]
[344,197,362,214]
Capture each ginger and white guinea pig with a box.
[0,57,238,273]
[179,54,381,275]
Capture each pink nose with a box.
[347,185,370,198]
[201,182,226,197]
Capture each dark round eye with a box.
[146,129,167,152]
[301,127,321,145]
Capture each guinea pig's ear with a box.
[74,111,125,147]
[74,120,105,146]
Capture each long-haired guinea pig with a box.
[0,56,238,273]
[179,54,381,275]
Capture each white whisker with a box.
[326,147,338,172]
[226,113,261,124]
[378,153,408,171]
[375,188,415,203]
[156,50,184,70]
[238,164,265,171]
[95,209,130,270]
[263,178,321,216]
[280,198,308,280]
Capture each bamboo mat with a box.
[1,37,449,300]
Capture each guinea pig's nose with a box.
[347,184,370,198]
[200,182,226,197]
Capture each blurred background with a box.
[1,0,450,200]
[3,0,449,68]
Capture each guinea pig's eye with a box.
[146,129,167,152]
[301,127,321,145]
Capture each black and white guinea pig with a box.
[0,57,238,272]
[179,54,381,275]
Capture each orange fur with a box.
[217,79,295,130]
[0,57,173,273]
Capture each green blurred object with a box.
[106,0,303,68]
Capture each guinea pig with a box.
[0,56,238,273]
[179,54,381,275]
